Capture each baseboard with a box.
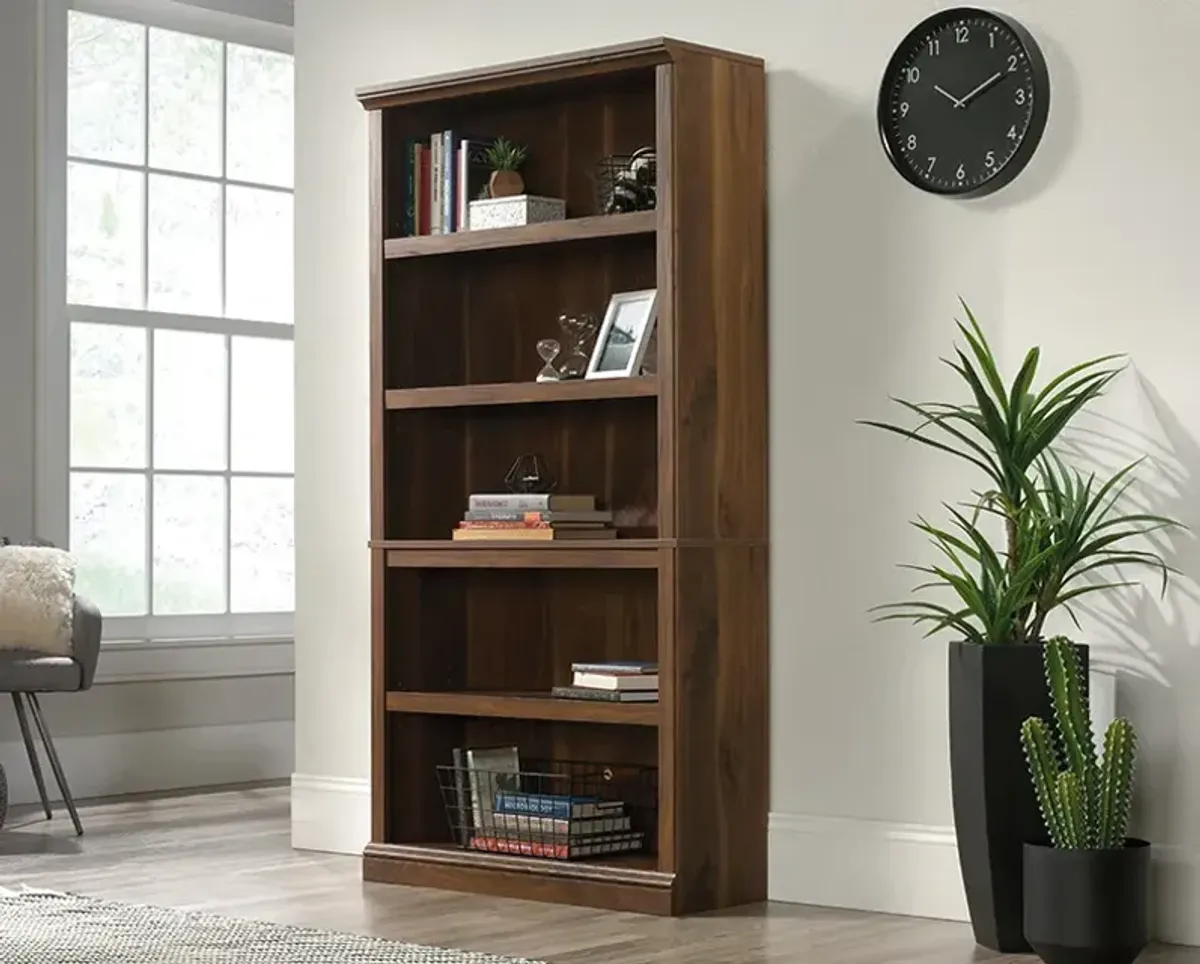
[1,719,294,807]
[290,772,371,855]
[769,812,1200,946]
[769,812,969,923]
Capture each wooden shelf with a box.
[363,842,673,915]
[385,376,657,410]
[386,690,660,726]
[376,539,663,568]
[383,211,655,259]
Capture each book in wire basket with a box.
[436,756,657,861]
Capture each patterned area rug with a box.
[0,890,546,963]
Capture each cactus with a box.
[1020,636,1138,850]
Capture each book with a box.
[570,660,658,675]
[456,137,493,230]
[470,831,643,860]
[465,746,521,828]
[493,791,623,819]
[430,133,443,234]
[467,494,596,512]
[457,521,609,530]
[573,671,659,691]
[451,528,616,541]
[551,685,658,703]
[414,143,429,235]
[442,130,455,231]
[401,137,417,236]
[490,812,631,836]
[449,747,472,845]
[463,510,614,524]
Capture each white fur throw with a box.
[0,547,76,656]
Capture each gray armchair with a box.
[0,595,102,835]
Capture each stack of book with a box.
[551,660,659,703]
[452,493,616,541]
[397,130,493,236]
[449,745,644,860]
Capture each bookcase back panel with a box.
[382,234,656,390]
[380,69,657,235]
[383,397,658,540]
[384,567,658,693]
[384,712,657,849]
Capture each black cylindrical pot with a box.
[1024,840,1151,964]
[949,640,1089,953]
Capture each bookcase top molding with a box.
[355,36,764,110]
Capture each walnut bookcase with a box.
[358,37,767,916]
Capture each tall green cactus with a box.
[1020,636,1138,849]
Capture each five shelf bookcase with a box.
[358,37,767,915]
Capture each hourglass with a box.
[535,339,561,382]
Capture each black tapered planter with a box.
[949,640,1089,953]
[1024,840,1150,964]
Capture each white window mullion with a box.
[139,21,150,310]
[145,337,155,618]
[63,155,293,197]
[65,303,293,340]
[225,336,234,616]
[218,40,228,315]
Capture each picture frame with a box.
[584,289,658,380]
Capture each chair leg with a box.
[12,693,52,820]
[27,694,83,836]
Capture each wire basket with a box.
[436,757,657,861]
[594,150,657,215]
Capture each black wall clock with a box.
[877,7,1050,198]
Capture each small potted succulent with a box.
[468,137,565,230]
[1021,637,1150,964]
[484,137,528,198]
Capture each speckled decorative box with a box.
[468,195,566,230]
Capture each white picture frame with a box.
[584,289,659,380]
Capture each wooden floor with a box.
[0,786,1192,963]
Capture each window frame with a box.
[38,0,295,647]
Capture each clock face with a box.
[878,7,1050,198]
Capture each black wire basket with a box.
[436,757,657,861]
[594,150,657,215]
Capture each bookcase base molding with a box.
[359,37,767,917]
[363,843,676,915]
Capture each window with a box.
[43,1,294,642]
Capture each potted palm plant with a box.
[862,302,1177,952]
[1021,637,1149,964]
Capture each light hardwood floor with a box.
[0,786,1192,963]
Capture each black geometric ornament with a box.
[504,453,557,494]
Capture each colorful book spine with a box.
[494,792,599,818]
[430,133,442,234]
[442,130,455,231]
[570,661,658,675]
[551,685,659,703]
[400,138,416,236]
[470,832,643,860]
[467,494,595,511]
[462,510,613,523]
[490,813,631,836]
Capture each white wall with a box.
[0,0,39,543]
[294,0,1200,943]
[0,0,295,808]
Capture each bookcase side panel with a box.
[668,52,768,543]
[672,543,769,912]
[369,109,388,843]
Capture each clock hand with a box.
[934,85,964,107]
[958,71,1003,107]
